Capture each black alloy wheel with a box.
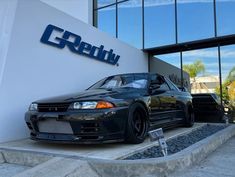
[132,110,147,138]
[125,103,149,144]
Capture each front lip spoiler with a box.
[30,136,124,144]
[30,131,125,144]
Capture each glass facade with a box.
[145,0,175,47]
[94,0,235,110]
[94,0,235,49]
[118,0,142,48]
[217,0,235,36]
[220,45,235,103]
[155,53,180,69]
[97,6,116,37]
[177,0,214,42]
[182,48,220,94]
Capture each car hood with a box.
[35,88,145,103]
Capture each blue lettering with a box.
[78,42,92,56]
[60,31,82,53]
[40,25,65,48]
[40,24,120,65]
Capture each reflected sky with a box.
[157,46,235,81]
[97,0,235,45]
[98,0,235,8]
[97,0,235,80]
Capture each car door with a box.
[149,74,176,128]
[164,77,185,122]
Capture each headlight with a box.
[71,101,114,109]
[29,103,38,111]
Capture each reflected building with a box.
[94,0,235,103]
[190,76,219,93]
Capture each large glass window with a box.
[118,0,142,48]
[220,45,235,103]
[97,5,116,37]
[154,53,182,87]
[183,48,220,94]
[216,0,235,36]
[97,0,116,8]
[177,0,214,42]
[145,0,175,48]
[155,53,180,68]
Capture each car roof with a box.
[107,72,161,77]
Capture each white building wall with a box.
[40,0,93,24]
[0,0,148,142]
[0,0,18,91]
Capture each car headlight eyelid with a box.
[71,101,114,109]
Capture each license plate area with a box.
[38,118,73,134]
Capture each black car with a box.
[192,93,224,123]
[25,73,194,144]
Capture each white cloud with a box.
[183,50,218,58]
[183,49,235,59]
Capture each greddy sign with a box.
[40,24,120,65]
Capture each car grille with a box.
[37,103,71,112]
[38,119,73,134]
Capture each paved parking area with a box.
[170,136,235,177]
[0,123,205,160]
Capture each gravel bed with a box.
[125,124,228,160]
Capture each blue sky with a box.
[97,0,235,81]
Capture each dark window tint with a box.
[151,74,170,91]
[165,77,179,91]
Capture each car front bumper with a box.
[25,107,129,144]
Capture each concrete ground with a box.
[0,123,205,160]
[0,163,30,177]
[0,123,233,177]
[170,136,235,177]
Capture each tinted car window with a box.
[165,77,180,91]
[88,74,148,90]
[151,74,170,91]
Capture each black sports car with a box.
[25,73,194,144]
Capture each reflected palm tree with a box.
[183,60,206,93]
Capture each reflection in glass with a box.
[97,6,116,37]
[178,0,214,42]
[183,48,219,94]
[220,45,235,122]
[145,0,175,48]
[154,53,184,87]
[220,45,235,103]
[97,0,116,8]
[118,0,142,48]
[155,53,180,68]
[216,0,235,36]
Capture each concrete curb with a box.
[1,149,53,167]
[0,151,5,164]
[14,157,99,177]
[88,125,235,177]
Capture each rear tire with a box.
[125,103,149,144]
[184,106,195,127]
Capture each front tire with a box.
[125,103,149,144]
[184,106,195,127]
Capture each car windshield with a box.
[88,75,148,90]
